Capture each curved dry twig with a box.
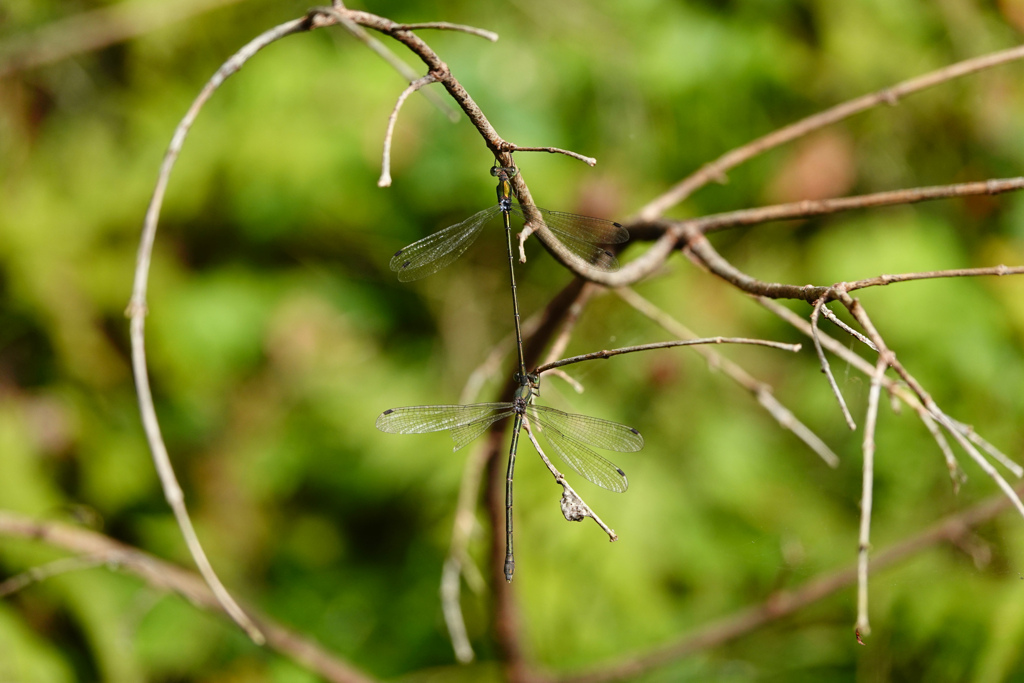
[0,510,376,683]
[379,73,438,187]
[856,354,887,637]
[126,13,328,644]
[523,421,618,541]
[392,22,499,42]
[810,298,857,430]
[509,145,598,166]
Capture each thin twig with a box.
[616,288,839,467]
[126,14,325,645]
[688,177,1024,235]
[811,298,857,429]
[946,418,1023,478]
[680,222,1024,304]
[508,145,597,166]
[818,304,877,350]
[0,555,111,598]
[0,511,375,683]
[856,355,887,638]
[919,409,966,493]
[547,369,585,394]
[523,420,618,541]
[536,337,802,374]
[838,292,1024,519]
[845,264,1024,293]
[637,46,1024,220]
[392,22,499,41]
[378,73,437,187]
[441,437,491,663]
[555,480,1024,683]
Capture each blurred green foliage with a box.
[2,0,1024,680]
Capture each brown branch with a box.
[0,511,376,683]
[845,264,1024,292]
[522,421,618,542]
[689,177,1024,234]
[534,337,801,375]
[555,480,1024,683]
[683,222,1024,303]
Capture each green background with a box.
[3,0,1024,680]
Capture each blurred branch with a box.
[615,288,840,467]
[0,0,244,79]
[0,511,376,683]
[837,291,1024,517]
[486,279,589,683]
[379,74,437,187]
[126,11,327,645]
[556,480,1024,683]
[637,45,1024,220]
[0,555,109,597]
[689,176,1024,235]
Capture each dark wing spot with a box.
[383,409,394,415]
[629,428,640,435]
[401,260,411,268]
[612,221,624,228]
[615,467,626,476]
[393,249,404,257]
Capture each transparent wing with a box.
[527,406,643,492]
[376,403,514,451]
[390,205,502,282]
[529,406,644,452]
[508,205,629,272]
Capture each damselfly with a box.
[376,372,643,581]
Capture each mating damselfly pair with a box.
[376,162,642,581]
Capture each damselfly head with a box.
[490,162,518,180]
